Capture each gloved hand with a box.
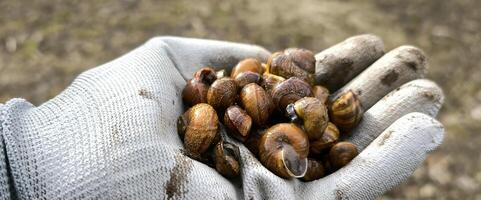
[0,35,444,200]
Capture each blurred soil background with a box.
[1,0,480,199]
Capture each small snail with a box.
[182,79,209,107]
[240,83,275,126]
[182,67,217,106]
[193,67,217,84]
[309,122,340,155]
[234,71,262,90]
[214,140,241,178]
[286,97,329,141]
[266,49,315,85]
[329,90,363,133]
[177,103,219,160]
[271,77,313,112]
[329,141,358,169]
[231,58,263,78]
[260,73,285,94]
[301,159,325,182]
[259,123,309,178]
[312,85,330,105]
[284,48,316,73]
[223,105,253,142]
[207,77,238,112]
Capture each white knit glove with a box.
[0,35,444,200]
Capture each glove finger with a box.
[145,37,271,80]
[300,112,444,200]
[346,79,444,150]
[331,45,427,111]
[315,34,385,91]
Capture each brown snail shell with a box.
[259,123,309,178]
[329,90,363,133]
[312,85,330,105]
[284,48,316,73]
[182,79,209,106]
[271,77,313,112]
[300,159,325,181]
[234,71,262,90]
[240,83,275,126]
[223,105,253,142]
[260,73,285,94]
[266,49,315,85]
[193,67,217,84]
[231,58,263,78]
[214,140,241,178]
[207,77,238,112]
[309,122,340,155]
[329,141,358,169]
[286,97,329,141]
[178,103,219,160]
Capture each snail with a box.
[182,79,210,106]
[231,58,263,78]
[329,141,358,169]
[223,105,253,142]
[214,140,241,178]
[301,159,325,181]
[286,97,329,141]
[266,49,315,85]
[240,83,275,126]
[258,123,309,178]
[284,48,316,73]
[234,71,262,90]
[309,122,340,155]
[177,103,219,160]
[271,77,313,112]
[193,67,217,84]
[207,77,238,112]
[182,67,217,106]
[260,73,285,94]
[312,85,330,105]
[329,90,363,133]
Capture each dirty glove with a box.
[0,35,444,200]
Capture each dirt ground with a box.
[1,0,480,199]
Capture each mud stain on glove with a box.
[165,152,193,199]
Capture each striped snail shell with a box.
[286,97,329,141]
[258,123,309,178]
[329,90,363,133]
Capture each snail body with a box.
[259,123,309,178]
[240,83,275,126]
[286,97,329,141]
[329,90,363,133]
[177,103,219,160]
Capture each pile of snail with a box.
[177,48,362,181]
